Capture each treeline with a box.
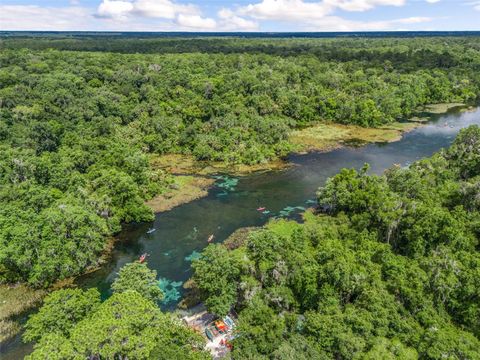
[1,37,480,287]
[2,36,480,69]
[192,126,480,359]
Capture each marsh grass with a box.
[422,103,465,114]
[151,153,288,176]
[145,175,215,213]
[290,121,421,153]
[0,285,45,343]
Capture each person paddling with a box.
[139,253,149,263]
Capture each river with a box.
[2,106,480,359]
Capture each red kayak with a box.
[139,253,148,263]
[257,207,266,212]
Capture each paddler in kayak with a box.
[207,234,214,243]
[139,253,149,263]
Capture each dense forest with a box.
[23,262,210,359]
[1,37,480,288]
[192,126,480,359]
[23,125,480,359]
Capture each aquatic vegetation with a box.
[276,204,308,217]
[185,227,199,241]
[184,250,202,262]
[158,278,183,305]
[214,175,239,192]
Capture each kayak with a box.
[257,207,266,211]
[139,253,148,263]
[207,234,214,243]
[146,228,156,234]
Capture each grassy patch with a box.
[151,153,289,176]
[421,103,465,114]
[145,175,215,213]
[0,285,45,343]
[290,121,421,153]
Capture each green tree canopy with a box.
[111,261,163,302]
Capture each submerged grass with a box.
[0,285,45,343]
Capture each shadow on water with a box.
[2,106,480,359]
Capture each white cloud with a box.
[96,0,199,20]
[233,0,435,31]
[218,9,259,30]
[131,0,199,19]
[239,0,332,21]
[0,0,440,32]
[96,0,133,19]
[0,5,92,30]
[95,0,224,30]
[325,0,405,12]
[238,0,407,21]
[469,1,480,10]
[177,14,216,29]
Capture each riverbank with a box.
[146,104,466,214]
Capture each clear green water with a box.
[2,107,480,358]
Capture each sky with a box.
[1,0,479,32]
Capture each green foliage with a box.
[232,296,286,357]
[192,244,242,316]
[23,288,100,342]
[26,290,209,360]
[447,125,480,179]
[25,333,76,360]
[2,37,480,286]
[68,291,163,359]
[193,128,480,358]
[111,262,163,302]
[0,196,109,286]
